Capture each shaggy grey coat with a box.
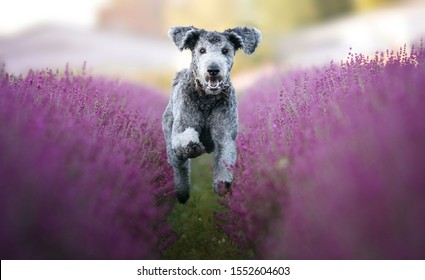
[162,26,261,203]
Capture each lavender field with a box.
[219,44,425,259]
[1,43,425,259]
[0,66,175,259]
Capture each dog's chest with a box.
[191,92,227,113]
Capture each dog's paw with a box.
[173,141,205,160]
[176,189,190,204]
[185,141,205,158]
[213,181,232,196]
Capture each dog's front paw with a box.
[184,141,205,158]
[174,141,205,160]
[176,189,190,204]
[213,181,232,196]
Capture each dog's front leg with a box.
[210,107,237,195]
[170,116,205,203]
[212,133,236,195]
[210,97,238,195]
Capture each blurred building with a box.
[97,0,256,37]
[0,0,421,90]
[277,0,425,68]
[98,0,165,37]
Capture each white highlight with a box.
[0,0,107,35]
[172,127,199,149]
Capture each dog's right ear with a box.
[168,26,201,51]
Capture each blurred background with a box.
[1,0,424,90]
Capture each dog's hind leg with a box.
[172,159,190,204]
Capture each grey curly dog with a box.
[162,26,261,203]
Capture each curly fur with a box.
[163,26,261,203]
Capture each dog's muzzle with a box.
[193,69,229,95]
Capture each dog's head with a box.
[169,26,262,95]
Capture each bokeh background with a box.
[1,0,424,90]
[1,0,425,261]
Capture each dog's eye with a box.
[222,48,229,55]
[199,48,206,54]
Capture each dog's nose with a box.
[207,64,220,76]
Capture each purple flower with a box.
[0,68,175,259]
[219,43,425,259]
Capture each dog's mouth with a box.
[205,76,222,92]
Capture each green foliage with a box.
[162,154,249,259]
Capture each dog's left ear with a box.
[225,26,262,55]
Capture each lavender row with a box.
[219,44,425,259]
[0,67,175,259]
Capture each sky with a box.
[0,0,108,35]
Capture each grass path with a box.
[162,154,247,259]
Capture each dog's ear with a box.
[225,26,262,55]
[168,26,201,51]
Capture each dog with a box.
[162,26,261,203]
